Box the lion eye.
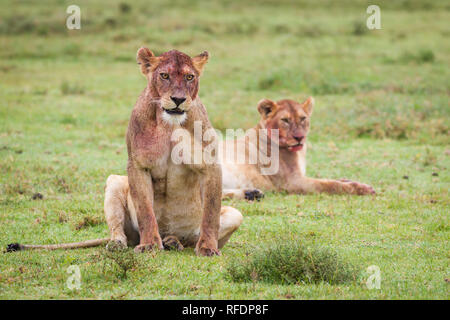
[300,117,306,122]
[281,118,290,124]
[160,73,169,80]
[185,74,194,81]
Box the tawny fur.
[121,48,242,256]
[104,175,242,250]
[221,97,376,199]
[7,48,242,254]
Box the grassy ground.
[0,0,449,299]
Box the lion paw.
[6,243,22,252]
[106,239,127,251]
[134,239,163,253]
[195,246,221,257]
[244,189,264,201]
[162,235,184,251]
[348,181,376,195]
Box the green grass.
[0,0,449,299]
[227,240,358,285]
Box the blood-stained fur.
[116,48,242,256]
[6,49,242,254]
[221,97,376,199]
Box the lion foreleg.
[127,162,163,252]
[195,165,222,256]
[288,176,375,195]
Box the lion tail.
[6,238,110,252]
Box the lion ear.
[136,47,161,75]
[192,51,209,76]
[301,97,314,115]
[257,99,278,119]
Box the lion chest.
[150,162,204,241]
[134,125,172,168]
[131,125,204,238]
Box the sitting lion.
[7,48,242,255]
[221,97,376,200]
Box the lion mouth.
[164,107,185,115]
[287,142,304,152]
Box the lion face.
[136,48,209,124]
[257,97,314,152]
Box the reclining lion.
[221,97,376,200]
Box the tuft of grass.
[0,16,36,35]
[74,216,102,230]
[393,50,436,64]
[100,247,138,279]
[352,21,368,36]
[417,49,435,63]
[118,2,132,14]
[422,148,437,167]
[60,81,85,95]
[226,240,358,285]
[258,74,283,90]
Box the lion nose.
[294,135,305,142]
[170,96,186,107]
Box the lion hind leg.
[104,175,131,248]
[218,206,243,249]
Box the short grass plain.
[0,0,449,299]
